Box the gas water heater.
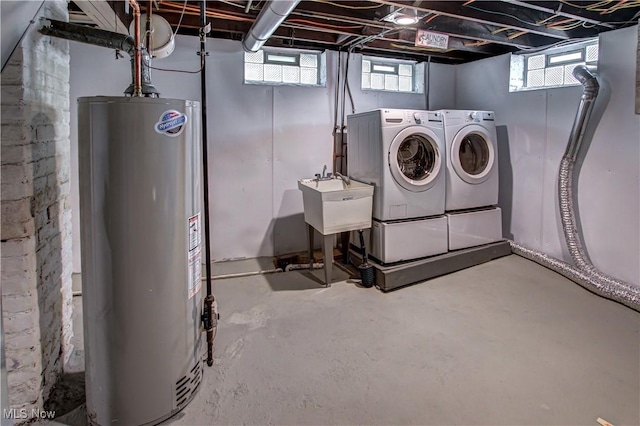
[78,97,204,425]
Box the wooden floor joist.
[72,0,128,34]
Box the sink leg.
[307,224,314,270]
[322,234,333,287]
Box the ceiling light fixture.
[393,9,418,25]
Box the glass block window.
[361,56,423,93]
[244,48,326,87]
[509,39,598,92]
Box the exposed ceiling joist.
[423,16,553,49]
[502,0,616,28]
[370,0,577,39]
[69,1,640,64]
[72,0,128,34]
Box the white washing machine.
[347,109,448,263]
[439,109,502,250]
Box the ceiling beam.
[369,0,576,39]
[503,0,615,28]
[159,5,510,56]
[423,16,554,49]
[72,0,128,34]
[289,2,554,49]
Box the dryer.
[439,109,502,250]
[347,109,448,263]
[441,110,499,210]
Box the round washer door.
[450,125,495,184]
[388,126,443,192]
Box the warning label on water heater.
[188,213,202,299]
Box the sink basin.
[298,177,374,235]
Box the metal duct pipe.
[39,19,158,96]
[511,64,640,312]
[40,19,134,51]
[510,241,640,312]
[564,65,600,161]
[242,0,300,52]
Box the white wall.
[1,0,73,411]
[69,36,455,271]
[455,25,640,287]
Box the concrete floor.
[51,255,639,425]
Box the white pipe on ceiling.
[242,0,301,52]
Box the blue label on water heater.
[155,110,187,137]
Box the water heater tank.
[78,97,204,425]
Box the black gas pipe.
[199,0,217,367]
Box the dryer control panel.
[465,111,495,123]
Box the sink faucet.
[335,172,350,185]
[315,165,332,181]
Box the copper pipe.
[129,0,142,96]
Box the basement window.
[244,48,326,87]
[361,56,424,93]
[509,39,599,92]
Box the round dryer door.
[450,125,495,184]
[388,126,442,192]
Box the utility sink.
[298,177,374,235]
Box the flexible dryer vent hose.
[511,65,640,312]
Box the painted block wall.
[69,36,455,270]
[455,25,640,287]
[0,0,73,414]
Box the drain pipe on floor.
[510,65,640,312]
[207,269,283,280]
[285,263,324,272]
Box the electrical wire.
[161,1,252,22]
[216,0,245,8]
[548,21,585,30]
[333,49,341,136]
[514,35,596,53]
[559,0,613,9]
[345,48,355,114]
[332,49,342,172]
[173,0,188,36]
[287,18,363,30]
[507,30,528,39]
[339,49,350,172]
[150,64,203,73]
[559,0,640,13]
[491,27,511,34]
[463,4,546,27]
[2,1,46,73]
[313,0,383,9]
[536,14,560,25]
[425,55,430,110]
[390,43,453,53]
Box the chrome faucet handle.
[326,173,332,178]
[314,173,321,180]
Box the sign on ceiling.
[415,30,449,50]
